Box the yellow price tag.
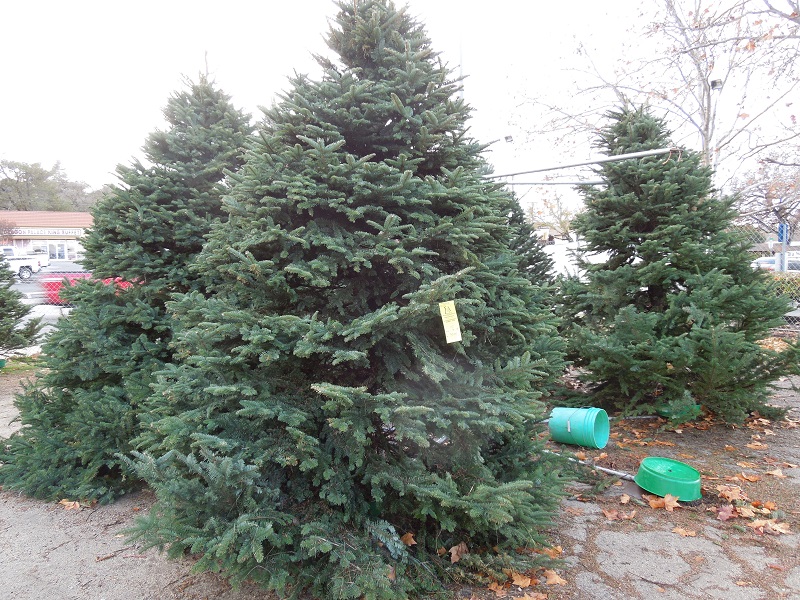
[438,300,462,344]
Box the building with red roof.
[0,211,93,261]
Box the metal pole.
[503,181,606,186]
[782,223,788,272]
[487,147,678,180]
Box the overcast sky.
[1,0,641,190]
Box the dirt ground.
[1,365,800,599]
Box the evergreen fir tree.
[129,2,566,597]
[506,193,555,287]
[0,77,253,502]
[562,106,799,423]
[0,260,41,357]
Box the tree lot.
[0,2,798,599]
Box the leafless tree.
[515,0,799,192]
[733,155,800,238]
[525,191,580,240]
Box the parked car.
[40,272,131,305]
[750,256,800,271]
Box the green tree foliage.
[0,159,99,211]
[0,260,41,356]
[0,77,253,502]
[561,106,799,423]
[129,3,566,597]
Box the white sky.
[1,0,641,190]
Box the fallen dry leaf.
[510,572,532,588]
[645,493,680,512]
[736,461,758,468]
[449,541,468,564]
[400,532,416,546]
[58,499,81,510]
[574,451,587,461]
[765,468,787,478]
[724,445,737,452]
[520,594,547,600]
[737,506,756,518]
[487,581,507,596]
[766,521,791,535]
[620,494,631,505]
[717,504,736,521]
[387,566,396,581]
[746,441,768,450]
[747,519,791,535]
[764,457,798,468]
[716,484,747,502]
[535,545,563,559]
[737,472,761,483]
[543,569,567,586]
[672,527,697,537]
[736,581,753,586]
[602,508,636,521]
[747,520,769,534]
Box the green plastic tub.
[634,457,701,501]
[548,407,610,449]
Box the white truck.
[27,247,50,268]
[1,246,43,280]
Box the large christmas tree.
[129,2,566,597]
[562,106,798,423]
[0,78,253,502]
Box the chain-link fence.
[731,222,800,334]
[14,267,91,340]
[17,269,89,305]
[17,225,800,337]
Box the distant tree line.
[0,159,107,212]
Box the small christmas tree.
[129,2,567,598]
[562,106,798,423]
[0,77,253,502]
[0,260,41,358]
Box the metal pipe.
[544,449,636,481]
[487,147,678,179]
[503,181,606,186]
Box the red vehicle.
[40,272,131,305]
